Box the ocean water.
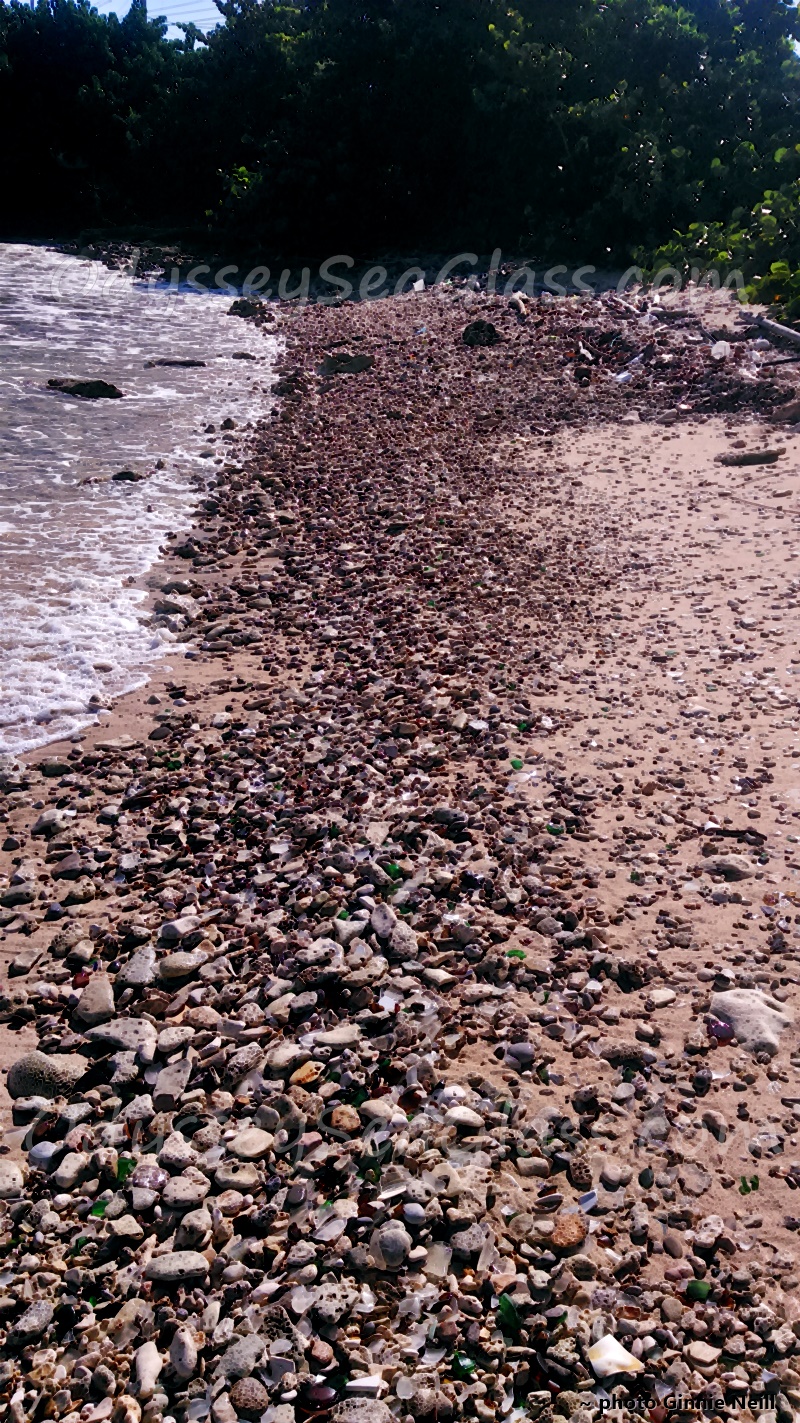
[0,243,277,755]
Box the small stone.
[685,1340,721,1369]
[153,1058,193,1110]
[215,1159,261,1191]
[376,1223,412,1269]
[169,1324,198,1381]
[51,1150,90,1190]
[443,1104,484,1131]
[117,947,157,989]
[663,1231,684,1259]
[134,1340,163,1400]
[85,1019,157,1061]
[229,1378,270,1419]
[74,971,115,1025]
[702,1109,727,1141]
[0,1161,26,1198]
[216,1334,266,1381]
[161,1176,211,1211]
[600,1161,632,1190]
[330,1104,361,1133]
[450,1223,490,1258]
[649,988,676,1009]
[110,1214,146,1242]
[551,1215,588,1250]
[158,949,208,979]
[229,1127,274,1160]
[703,854,753,881]
[9,1300,54,1345]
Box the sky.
[92,0,224,38]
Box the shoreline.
[3,284,800,1419]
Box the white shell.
[586,1334,645,1378]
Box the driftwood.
[716,447,785,466]
[753,312,800,346]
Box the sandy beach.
[3,283,800,1422]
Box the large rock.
[709,988,792,1056]
[48,378,124,399]
[74,971,115,1026]
[9,1300,54,1345]
[144,1251,210,1284]
[0,1161,25,1198]
[704,854,754,881]
[85,1018,157,1061]
[116,946,157,989]
[215,1334,266,1380]
[7,1050,86,1100]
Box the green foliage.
[2,0,800,260]
[647,179,800,319]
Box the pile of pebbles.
[1,284,800,1423]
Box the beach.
[3,280,800,1419]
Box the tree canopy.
[2,0,800,264]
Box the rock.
[333,1404,393,1423]
[116,947,157,989]
[85,1019,158,1060]
[7,1050,86,1100]
[110,1214,146,1243]
[443,1104,484,1131]
[158,948,208,978]
[134,1340,163,1399]
[709,988,792,1056]
[649,988,676,1008]
[153,1058,193,1110]
[31,807,72,837]
[375,1223,412,1269]
[9,1300,53,1345]
[144,1251,210,1284]
[450,1223,490,1258]
[229,1378,270,1419]
[169,1325,198,1381]
[229,1126,274,1160]
[74,971,115,1026]
[371,903,397,938]
[0,1162,24,1198]
[157,1025,195,1054]
[600,1161,632,1189]
[175,1205,212,1248]
[702,1108,727,1141]
[48,378,124,399]
[215,1158,260,1191]
[551,1215,588,1250]
[319,352,375,375]
[216,1334,266,1381]
[51,1150,90,1190]
[684,1341,721,1370]
[224,1042,267,1084]
[703,854,754,880]
[680,1161,713,1196]
[314,1023,362,1049]
[462,320,501,347]
[330,1104,361,1133]
[161,1175,210,1211]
